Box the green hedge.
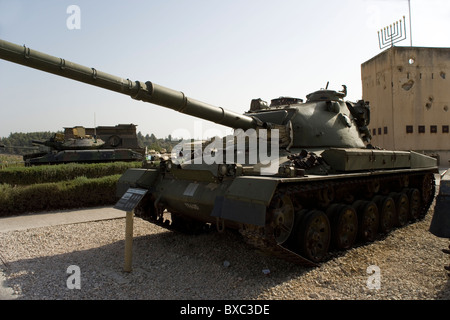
[0,162,141,185]
[0,175,121,217]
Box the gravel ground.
[0,194,449,302]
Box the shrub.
[0,162,141,185]
[0,174,121,217]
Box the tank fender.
[116,168,159,198]
[410,151,438,168]
[211,177,279,226]
[430,170,450,238]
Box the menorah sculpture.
[378,16,407,50]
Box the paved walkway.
[0,206,125,233]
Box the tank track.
[240,225,320,267]
[240,170,435,266]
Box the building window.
[430,125,437,133]
[373,128,376,136]
[443,125,449,133]
[378,128,382,135]
[418,125,425,133]
[384,127,388,134]
[406,125,413,133]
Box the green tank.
[0,39,438,266]
[23,126,144,166]
[23,148,144,167]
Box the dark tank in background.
[23,124,145,166]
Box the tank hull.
[24,149,144,166]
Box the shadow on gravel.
[437,279,450,299]
[436,244,450,299]
[2,225,313,300]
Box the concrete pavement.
[0,206,126,233]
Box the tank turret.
[32,131,106,151]
[0,38,438,266]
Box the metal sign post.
[123,210,134,272]
[114,188,148,272]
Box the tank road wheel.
[373,196,396,234]
[389,192,409,227]
[271,195,295,245]
[327,204,358,250]
[405,188,421,220]
[296,209,331,263]
[353,200,379,242]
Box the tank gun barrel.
[0,39,257,130]
[31,140,46,145]
[32,139,59,150]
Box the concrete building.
[361,46,450,166]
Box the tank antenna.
[94,112,97,143]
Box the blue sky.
[0,0,449,140]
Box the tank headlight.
[278,165,300,177]
[285,166,294,177]
[218,164,228,176]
